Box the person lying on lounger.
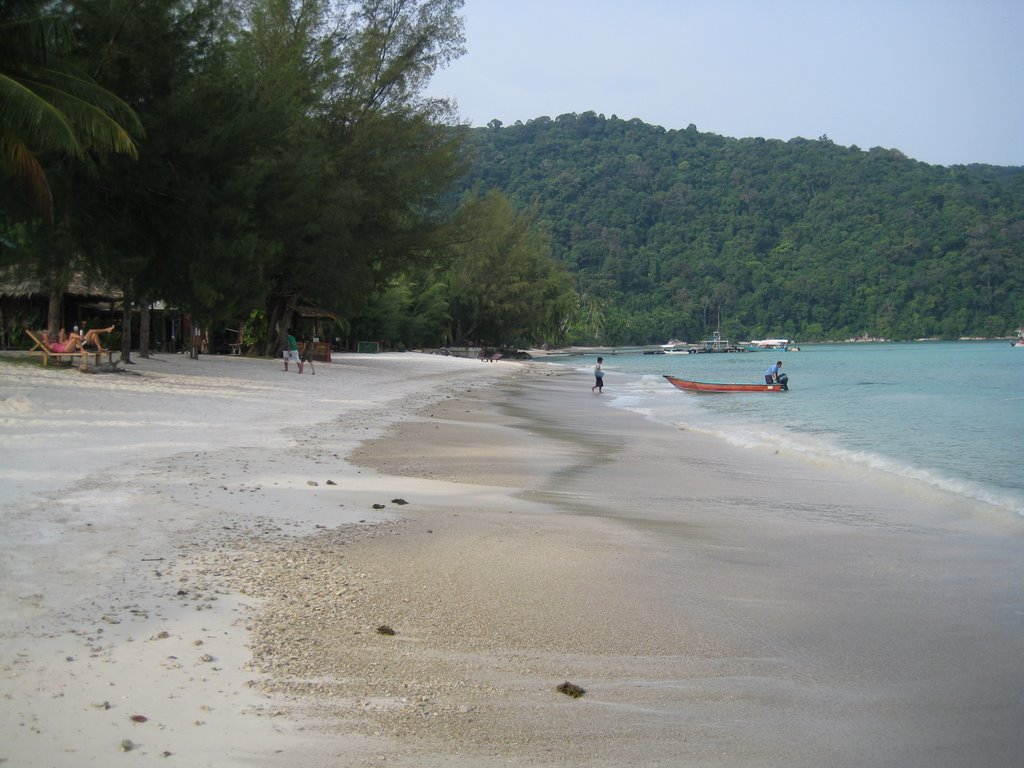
[41,329,85,353]
[78,324,116,351]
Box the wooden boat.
[663,374,786,393]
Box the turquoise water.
[545,342,1024,519]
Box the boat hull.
[663,374,785,393]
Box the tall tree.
[446,189,574,346]
[257,0,467,351]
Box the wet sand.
[2,353,1022,766]
[337,370,1024,766]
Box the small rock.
[307,480,318,486]
[556,681,585,698]
[376,625,396,636]
[120,739,135,752]
[372,504,385,510]
[391,498,408,505]
[130,714,148,723]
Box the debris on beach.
[130,714,148,723]
[376,624,396,636]
[556,681,585,698]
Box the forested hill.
[456,113,1024,343]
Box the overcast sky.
[425,0,1024,167]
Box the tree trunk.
[268,294,298,355]
[48,286,62,334]
[139,302,151,358]
[265,299,282,355]
[121,302,132,364]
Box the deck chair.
[24,329,115,368]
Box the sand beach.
[2,351,1022,767]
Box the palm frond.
[0,15,76,66]
[0,10,143,219]
[0,73,83,156]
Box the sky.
[425,0,1024,167]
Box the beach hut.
[0,269,122,349]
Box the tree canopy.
[2,0,481,351]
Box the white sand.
[2,351,1023,767]
[0,351,522,766]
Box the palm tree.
[0,9,142,220]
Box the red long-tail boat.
[663,374,788,394]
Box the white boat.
[749,338,790,349]
[659,339,693,354]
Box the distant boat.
[748,338,790,349]
[1012,338,1024,348]
[663,374,788,393]
[693,330,746,353]
[659,339,694,354]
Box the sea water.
[544,341,1024,519]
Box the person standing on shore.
[592,357,604,393]
[298,335,315,375]
[765,360,783,386]
[283,331,300,372]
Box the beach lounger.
[25,329,118,369]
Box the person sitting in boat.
[765,360,783,386]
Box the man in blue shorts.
[765,360,783,386]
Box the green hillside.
[457,113,1024,344]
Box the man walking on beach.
[592,357,604,393]
[283,331,300,372]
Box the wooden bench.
[25,329,118,369]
